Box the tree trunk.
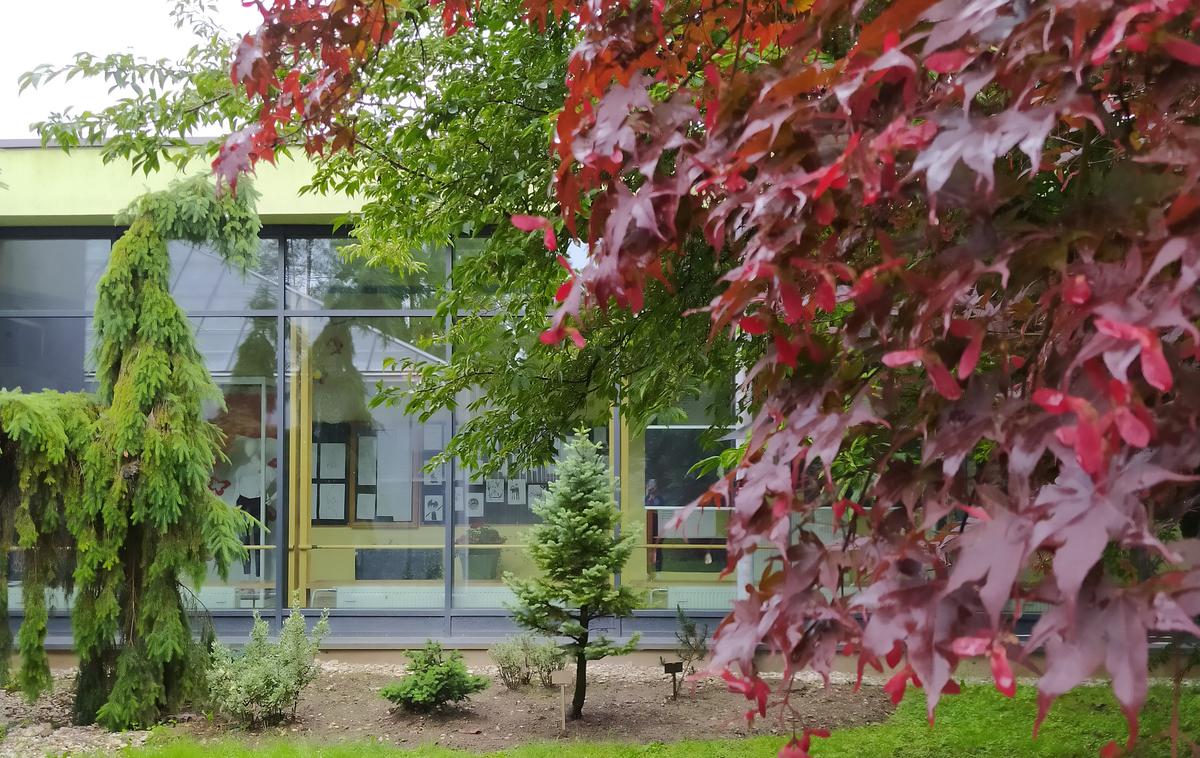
[571,630,589,719]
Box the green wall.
[0,145,360,226]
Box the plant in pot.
[463,526,506,580]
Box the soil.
[0,662,892,755]
[175,661,893,752]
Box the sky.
[0,0,259,139]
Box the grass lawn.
[123,683,1200,757]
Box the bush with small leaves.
[489,637,531,690]
[206,605,329,727]
[527,638,566,688]
[381,642,489,713]
[489,635,565,690]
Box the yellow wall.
[303,523,538,586]
[0,145,360,226]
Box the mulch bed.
[0,662,893,755]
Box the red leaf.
[990,645,1016,698]
[721,671,770,718]
[778,280,807,324]
[1113,407,1151,447]
[1090,3,1157,64]
[511,215,557,251]
[1094,317,1144,343]
[778,738,809,758]
[1032,388,1071,414]
[1099,740,1122,758]
[925,355,963,400]
[1139,336,1173,392]
[1163,37,1200,65]
[951,635,992,657]
[954,503,991,521]
[775,333,800,368]
[555,278,574,303]
[740,316,769,335]
[883,668,909,705]
[882,349,922,367]
[564,326,586,349]
[925,49,971,73]
[832,499,864,520]
[957,326,983,380]
[1063,274,1092,305]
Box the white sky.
[0,0,260,139]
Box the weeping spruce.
[505,431,640,719]
[0,176,258,729]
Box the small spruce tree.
[505,430,639,719]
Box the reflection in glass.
[0,317,88,392]
[0,239,109,311]
[623,423,734,610]
[288,316,448,608]
[168,239,281,311]
[197,317,279,608]
[286,238,447,310]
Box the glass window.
[451,422,612,609]
[288,316,447,609]
[286,238,447,310]
[0,317,89,392]
[169,239,281,312]
[622,401,736,609]
[0,239,109,311]
[195,317,280,609]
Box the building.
[0,142,789,649]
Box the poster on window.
[422,494,445,523]
[454,484,465,512]
[466,491,485,517]
[485,478,505,503]
[528,484,546,506]
[507,478,527,505]
[422,463,445,486]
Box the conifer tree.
[505,431,639,719]
[0,176,257,728]
[71,176,257,728]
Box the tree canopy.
[216,1,1200,756]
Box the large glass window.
[0,317,89,392]
[288,316,449,609]
[286,238,446,310]
[189,317,281,609]
[0,239,110,311]
[169,239,281,312]
[622,403,736,610]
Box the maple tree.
[216,1,1200,756]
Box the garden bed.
[0,662,892,755]
[177,660,892,751]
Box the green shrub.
[206,606,330,727]
[527,638,567,687]
[489,638,531,690]
[380,642,489,712]
[489,635,565,690]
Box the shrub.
[526,638,566,688]
[489,635,565,690]
[380,642,489,712]
[206,605,330,727]
[489,637,531,690]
